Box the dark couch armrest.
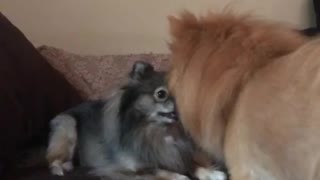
[0,12,83,176]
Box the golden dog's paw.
[195,167,227,180]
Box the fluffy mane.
[167,10,307,161]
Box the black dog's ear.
[129,61,155,82]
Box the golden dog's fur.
[167,11,320,180]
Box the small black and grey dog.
[46,61,226,180]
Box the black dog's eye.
[154,87,168,101]
[157,90,167,99]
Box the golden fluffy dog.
[167,11,320,180]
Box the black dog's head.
[120,61,177,124]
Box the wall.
[1,0,315,55]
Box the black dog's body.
[46,62,226,180]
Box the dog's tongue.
[159,111,178,121]
[168,112,177,120]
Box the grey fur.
[46,61,196,179]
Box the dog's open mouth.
[158,111,178,121]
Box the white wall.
[1,0,315,55]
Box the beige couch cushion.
[38,45,170,100]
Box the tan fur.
[46,139,71,164]
[167,10,320,180]
[46,114,77,175]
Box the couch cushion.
[38,46,170,100]
[0,13,83,176]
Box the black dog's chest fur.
[69,98,195,175]
[119,115,195,174]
